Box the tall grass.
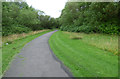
[2,30,48,44]
[65,32,118,55]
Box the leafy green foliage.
[59,2,120,35]
[2,24,31,36]
[2,2,59,36]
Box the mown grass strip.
[2,30,52,76]
[49,31,118,77]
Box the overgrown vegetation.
[65,31,118,55]
[59,2,120,35]
[49,31,118,77]
[2,30,48,44]
[2,2,59,36]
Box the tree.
[59,2,119,34]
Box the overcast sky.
[25,0,68,18]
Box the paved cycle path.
[4,31,71,77]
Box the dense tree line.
[59,2,120,35]
[2,2,59,36]
[3,2,120,36]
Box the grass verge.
[2,30,52,76]
[49,31,118,77]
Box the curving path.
[4,30,72,77]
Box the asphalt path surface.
[4,31,72,77]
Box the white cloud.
[25,0,67,18]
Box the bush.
[2,24,31,36]
[99,23,119,35]
[60,22,119,35]
[60,25,95,34]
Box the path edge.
[47,30,74,78]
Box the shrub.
[60,23,119,35]
[2,24,31,36]
[99,23,119,35]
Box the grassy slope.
[49,31,118,77]
[2,30,52,75]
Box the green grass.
[49,31,118,77]
[67,32,118,55]
[2,30,52,76]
